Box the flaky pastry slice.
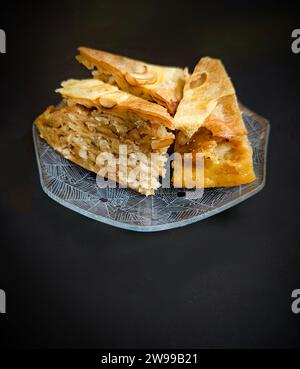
[35,79,175,196]
[174,57,238,139]
[174,58,256,188]
[76,47,187,115]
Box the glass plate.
[33,105,270,232]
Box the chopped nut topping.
[98,91,127,108]
[125,68,157,86]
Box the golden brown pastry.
[76,47,187,115]
[174,57,256,188]
[35,79,175,196]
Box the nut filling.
[35,102,174,195]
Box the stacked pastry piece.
[35,47,255,196]
[35,49,186,195]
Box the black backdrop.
[0,0,300,349]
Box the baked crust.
[174,57,247,139]
[174,127,256,188]
[174,57,256,187]
[76,47,187,115]
[56,79,174,130]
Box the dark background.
[0,0,299,349]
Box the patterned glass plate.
[33,105,270,232]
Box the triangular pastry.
[174,57,238,139]
[76,47,187,115]
[35,79,175,196]
[174,57,256,188]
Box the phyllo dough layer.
[35,79,175,196]
[76,47,187,115]
[174,57,256,188]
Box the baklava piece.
[174,57,256,188]
[35,79,175,195]
[76,47,187,115]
